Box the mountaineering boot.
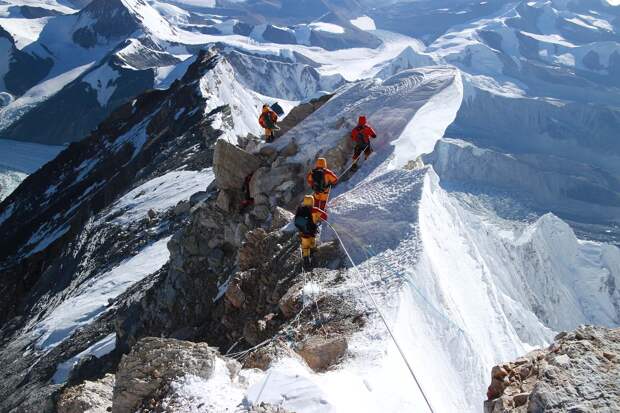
[350,162,359,173]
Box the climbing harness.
[324,220,437,413]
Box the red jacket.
[351,117,377,144]
[259,110,278,129]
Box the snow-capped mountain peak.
[72,0,176,47]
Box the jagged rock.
[112,337,218,413]
[270,207,294,231]
[279,283,303,319]
[297,335,348,372]
[225,277,246,309]
[173,200,191,216]
[484,325,620,413]
[238,228,270,271]
[249,164,300,202]
[57,374,114,413]
[216,189,234,212]
[279,140,298,157]
[243,341,297,371]
[213,140,262,190]
[252,204,271,221]
[247,402,294,413]
[276,94,333,137]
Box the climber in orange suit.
[258,104,278,142]
[306,158,338,210]
[294,195,328,266]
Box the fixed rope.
[338,144,369,179]
[327,223,465,336]
[323,220,436,413]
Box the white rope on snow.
[323,219,436,413]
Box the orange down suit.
[299,206,328,257]
[306,168,338,210]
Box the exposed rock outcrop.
[275,94,333,137]
[57,374,114,413]
[485,325,620,413]
[213,139,262,191]
[112,338,220,412]
[297,335,348,372]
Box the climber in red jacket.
[350,115,377,171]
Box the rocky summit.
[485,326,620,413]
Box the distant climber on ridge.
[258,104,279,142]
[350,115,377,171]
[306,158,338,210]
[294,195,328,267]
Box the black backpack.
[311,168,326,192]
[294,206,317,234]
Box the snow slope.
[167,54,619,412]
[0,138,63,200]
[105,169,214,225]
[29,236,172,350]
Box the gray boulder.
[112,337,219,413]
[213,140,262,190]
[57,374,114,413]
[485,325,620,413]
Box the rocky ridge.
[49,64,365,411]
[485,325,620,413]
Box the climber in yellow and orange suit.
[294,195,328,267]
[306,158,338,210]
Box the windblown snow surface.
[163,65,620,412]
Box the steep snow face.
[28,236,172,350]
[316,167,619,413]
[224,49,345,101]
[105,169,214,225]
[83,62,122,107]
[197,57,278,142]
[270,66,460,173]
